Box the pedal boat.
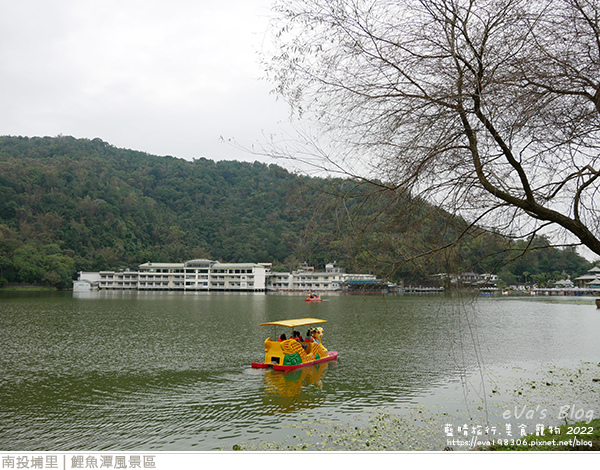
[304,295,322,302]
[251,318,338,371]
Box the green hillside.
[0,135,592,288]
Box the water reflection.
[261,364,332,412]
[264,364,330,397]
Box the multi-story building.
[183,259,215,290]
[86,259,268,292]
[137,262,185,290]
[200,262,267,291]
[267,262,378,291]
[77,260,380,293]
[98,269,139,290]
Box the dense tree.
[265,0,600,256]
[0,135,592,288]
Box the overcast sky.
[0,0,293,163]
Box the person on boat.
[311,328,321,344]
[305,329,313,343]
[278,333,287,342]
[292,331,304,342]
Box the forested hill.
[0,135,327,286]
[0,135,592,288]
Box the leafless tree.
[264,0,600,257]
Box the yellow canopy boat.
[251,318,338,371]
[259,318,327,328]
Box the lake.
[1,290,599,451]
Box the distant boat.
[304,291,322,301]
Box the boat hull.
[252,351,338,371]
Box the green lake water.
[1,290,599,451]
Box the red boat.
[251,318,338,371]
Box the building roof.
[213,262,262,269]
[574,274,600,281]
[138,262,185,268]
[185,259,216,268]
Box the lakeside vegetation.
[0,135,594,289]
[229,361,600,452]
[231,415,600,452]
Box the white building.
[430,272,500,288]
[183,259,215,290]
[207,262,266,291]
[267,262,377,292]
[76,260,378,293]
[73,271,100,290]
[102,269,139,290]
[82,259,267,292]
[137,263,184,290]
[73,271,100,291]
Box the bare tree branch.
[263,0,600,258]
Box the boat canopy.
[259,318,327,328]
